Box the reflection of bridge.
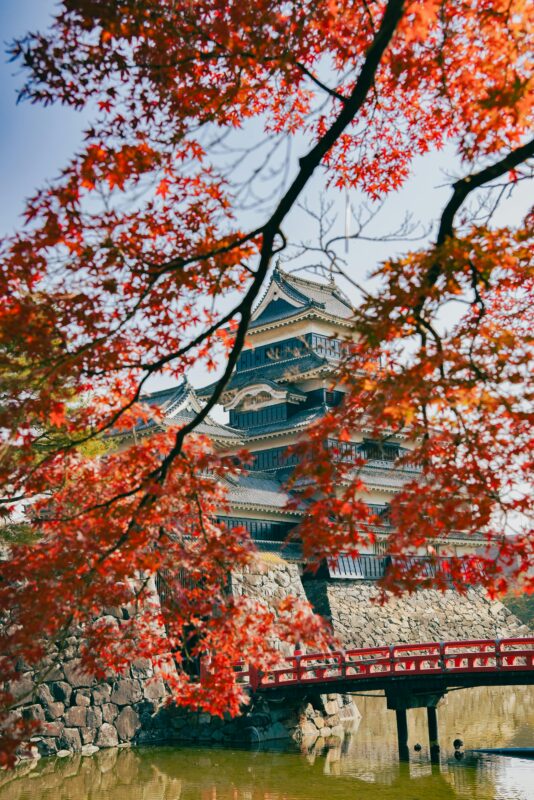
[231,638,534,761]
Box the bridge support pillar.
[395,708,409,761]
[427,706,440,763]
[387,688,445,763]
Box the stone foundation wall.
[229,556,311,656]
[6,574,181,760]
[230,558,306,604]
[302,580,531,648]
[9,621,174,760]
[10,559,357,760]
[162,690,360,749]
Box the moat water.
[1,685,533,800]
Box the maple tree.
[0,0,533,764]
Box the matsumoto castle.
[141,266,479,576]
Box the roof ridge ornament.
[273,258,290,283]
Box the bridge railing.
[226,637,534,691]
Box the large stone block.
[92,684,112,705]
[130,657,153,679]
[64,706,87,727]
[45,701,65,720]
[74,690,91,707]
[51,680,72,704]
[102,702,119,724]
[6,675,34,707]
[22,704,46,723]
[59,727,82,751]
[143,677,166,701]
[36,684,55,707]
[81,727,95,745]
[86,707,103,729]
[110,678,142,706]
[42,721,64,738]
[63,659,95,688]
[96,723,119,748]
[115,707,141,741]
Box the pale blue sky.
[0,2,90,234]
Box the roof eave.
[227,501,303,516]
[248,308,355,335]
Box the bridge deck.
[225,638,534,698]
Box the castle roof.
[136,381,242,443]
[250,266,355,328]
[221,472,300,513]
[197,352,329,400]
[142,380,201,415]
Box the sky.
[1,0,532,400]
[0,2,90,234]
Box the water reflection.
[1,685,532,800]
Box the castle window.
[327,439,359,462]
[359,440,401,462]
[325,390,343,407]
[230,403,288,429]
[310,334,347,360]
[251,446,299,471]
[326,439,403,463]
[218,517,295,542]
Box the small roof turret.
[121,381,243,445]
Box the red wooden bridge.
[238,637,534,695]
[219,637,534,761]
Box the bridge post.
[427,705,440,763]
[395,708,409,761]
[249,664,261,692]
[199,656,209,686]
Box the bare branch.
[437,137,534,246]
[295,61,348,103]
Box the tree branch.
[410,137,534,310]
[58,0,405,528]
[21,0,406,547]
[156,0,406,474]
[295,61,348,103]
[437,137,534,246]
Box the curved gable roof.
[138,381,242,442]
[251,266,355,327]
[198,352,329,399]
